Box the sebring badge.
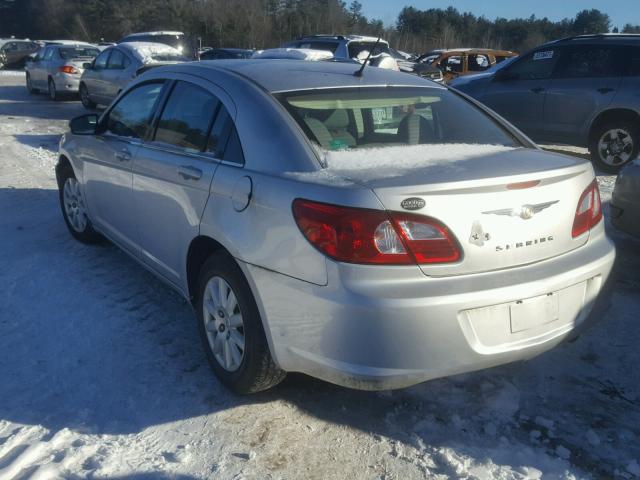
[401,197,426,211]
[482,200,559,220]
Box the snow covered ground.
[0,73,639,479]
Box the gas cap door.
[231,175,253,212]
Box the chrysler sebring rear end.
[58,61,615,392]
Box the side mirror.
[83,62,93,69]
[70,114,98,135]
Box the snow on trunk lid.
[323,145,595,277]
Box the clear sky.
[359,0,639,30]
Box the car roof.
[163,59,443,93]
[543,33,640,47]
[121,31,184,38]
[297,35,389,44]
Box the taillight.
[292,199,461,265]
[59,66,79,74]
[572,180,602,238]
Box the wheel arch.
[186,235,230,302]
[589,108,640,142]
[55,155,74,188]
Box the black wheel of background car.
[589,121,640,174]
[58,165,102,244]
[196,252,286,394]
[48,78,58,101]
[79,83,96,109]
[26,73,38,94]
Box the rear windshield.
[149,52,188,62]
[59,47,100,59]
[347,42,390,59]
[278,87,520,153]
[135,34,182,48]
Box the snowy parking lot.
[0,71,639,479]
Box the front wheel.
[196,252,285,394]
[589,122,639,173]
[58,166,101,243]
[26,73,38,94]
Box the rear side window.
[94,49,110,69]
[43,48,54,61]
[106,82,164,139]
[623,46,640,76]
[555,46,617,78]
[107,49,129,69]
[154,81,220,152]
[440,55,463,73]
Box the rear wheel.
[79,83,96,109]
[58,165,101,243]
[196,252,285,394]
[589,121,639,173]
[48,78,58,101]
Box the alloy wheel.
[598,128,634,167]
[63,178,88,233]
[202,276,245,372]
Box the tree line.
[1,0,639,54]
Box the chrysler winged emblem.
[482,200,559,220]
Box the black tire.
[48,78,58,101]
[589,121,640,174]
[79,83,96,109]
[58,164,102,243]
[26,73,38,94]
[196,252,285,394]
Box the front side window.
[42,48,54,61]
[507,49,560,80]
[154,81,219,152]
[555,46,617,78]
[106,82,164,139]
[278,87,520,154]
[94,49,110,69]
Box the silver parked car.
[57,60,615,393]
[79,42,187,108]
[25,42,100,100]
[451,34,640,173]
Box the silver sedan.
[57,60,615,393]
[79,41,187,108]
[25,42,100,100]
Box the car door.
[103,48,130,102]
[85,48,111,103]
[131,77,226,286]
[543,44,623,144]
[477,47,562,139]
[81,81,166,254]
[27,48,46,86]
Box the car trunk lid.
[325,146,595,277]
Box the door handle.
[177,165,203,180]
[115,148,131,162]
[597,87,614,94]
[530,87,545,93]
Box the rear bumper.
[243,233,615,390]
[52,72,81,92]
